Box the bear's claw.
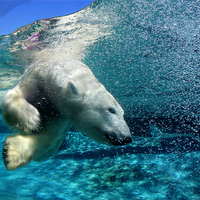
[2,143,8,157]
[2,153,7,159]
[2,144,9,164]
[2,142,9,167]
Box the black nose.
[106,133,132,146]
[120,136,132,145]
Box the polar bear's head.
[66,81,132,146]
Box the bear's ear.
[66,81,79,96]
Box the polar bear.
[2,57,132,171]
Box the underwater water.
[0,0,200,199]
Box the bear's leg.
[2,134,37,170]
[2,119,71,171]
[3,87,40,134]
[2,133,64,171]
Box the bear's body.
[2,57,131,170]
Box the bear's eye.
[108,108,116,114]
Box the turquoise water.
[0,0,200,199]
[0,129,200,199]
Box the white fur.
[2,57,131,170]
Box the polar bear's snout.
[105,116,132,146]
[106,132,132,146]
[105,120,132,146]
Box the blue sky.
[0,0,94,36]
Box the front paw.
[3,98,41,134]
[17,102,41,133]
[2,135,33,171]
